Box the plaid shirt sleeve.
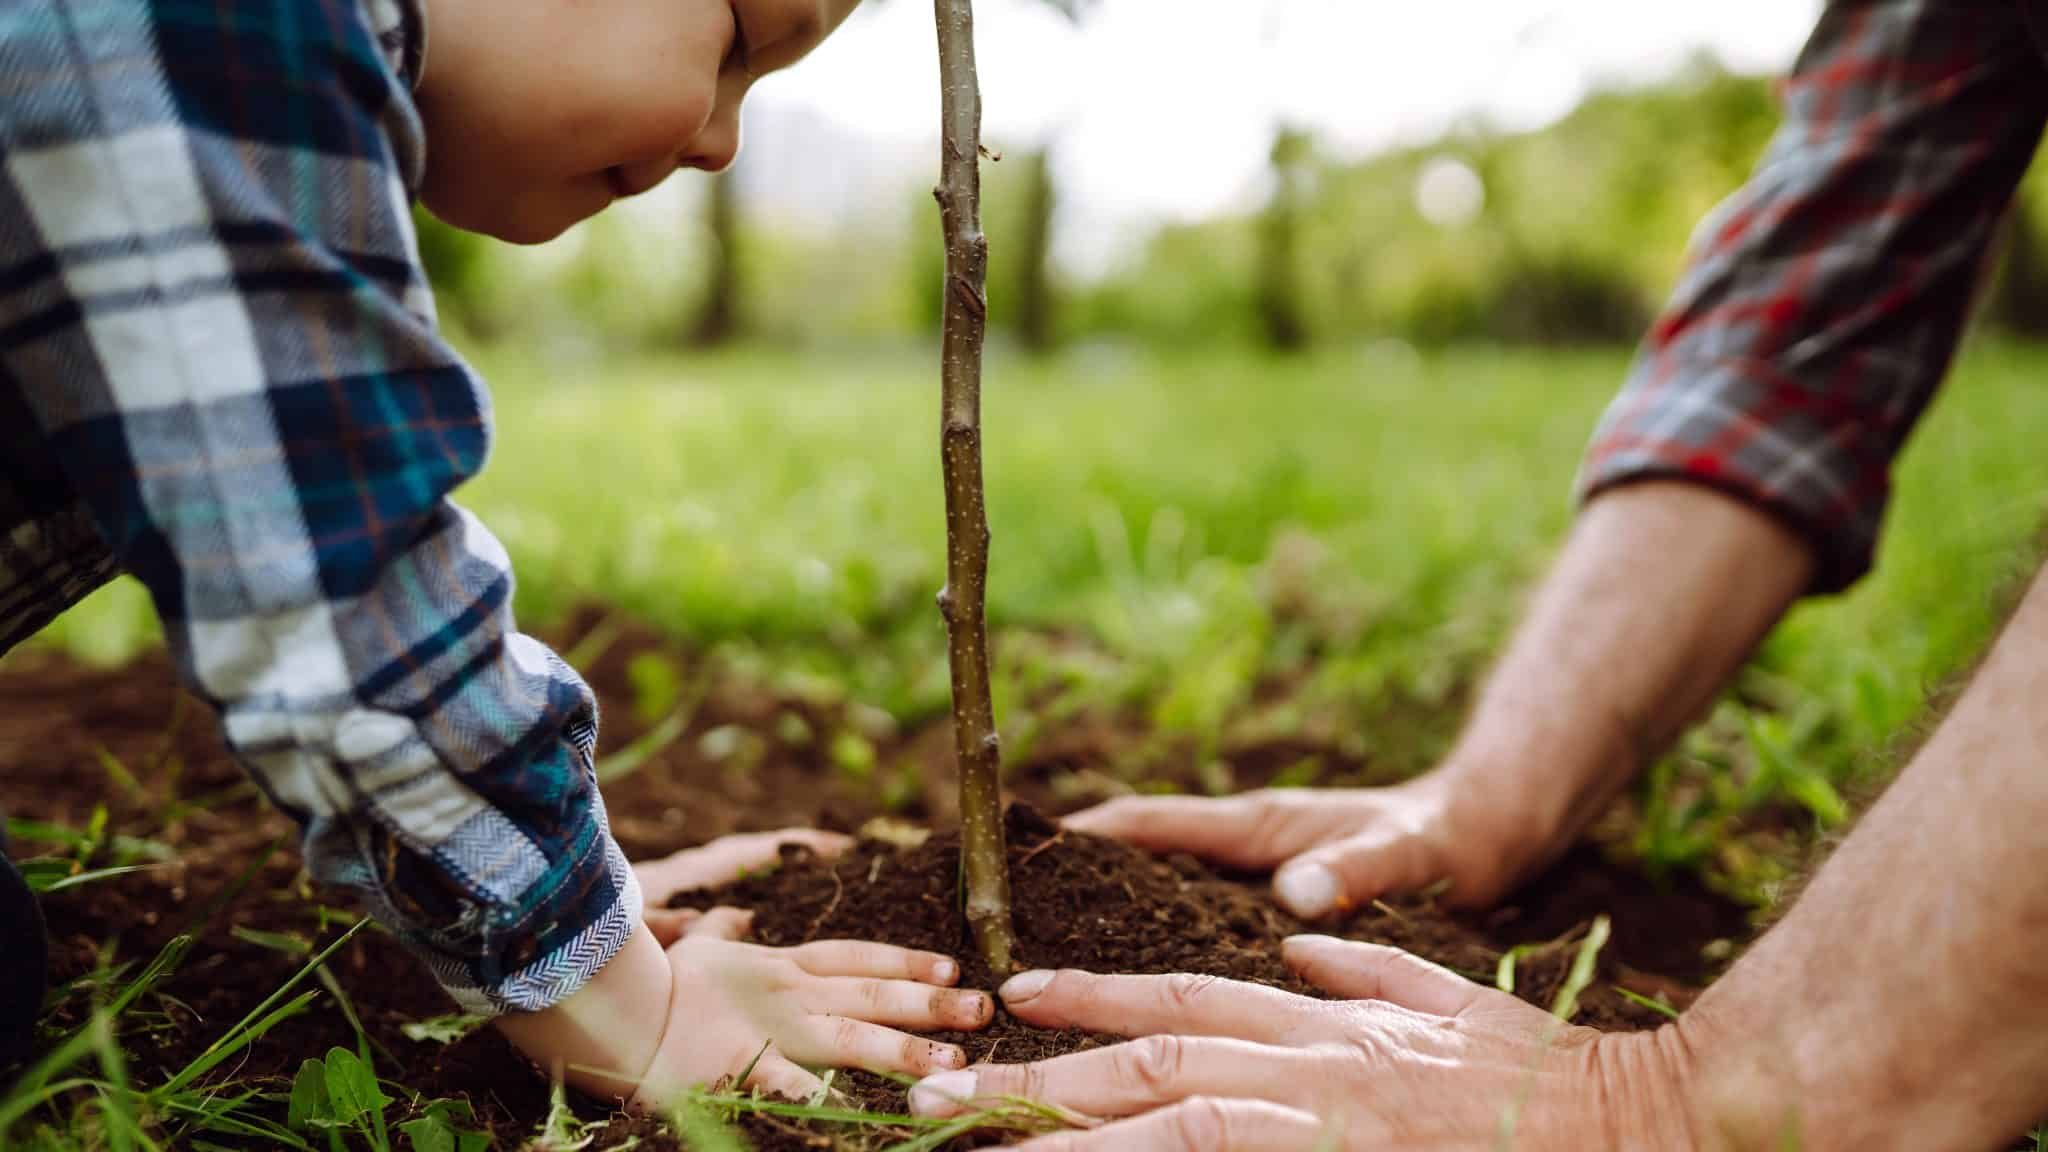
[1578,0,2048,593]
[0,0,639,1015]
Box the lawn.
[37,338,2048,874]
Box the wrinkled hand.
[909,937,1691,1151]
[634,829,853,946]
[634,908,996,1108]
[1068,777,1516,919]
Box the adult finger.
[1065,794,1330,870]
[1283,936,1488,1018]
[742,1050,833,1101]
[633,830,853,900]
[791,1015,968,1077]
[1033,1098,1329,1152]
[996,969,1321,1043]
[909,1037,1333,1120]
[681,907,754,942]
[788,940,961,986]
[799,977,995,1031]
[1272,824,1440,920]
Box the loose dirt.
[0,617,1753,1149]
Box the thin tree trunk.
[689,170,742,348]
[1016,147,1059,356]
[1258,124,1311,353]
[933,0,1015,977]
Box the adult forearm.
[1674,562,2048,1150]
[1436,481,1815,887]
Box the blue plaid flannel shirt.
[0,0,641,1015]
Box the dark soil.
[0,616,1753,1150]
[670,807,1736,1150]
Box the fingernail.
[1283,933,1343,949]
[954,991,995,1024]
[934,958,959,985]
[999,970,1054,1005]
[1276,864,1341,919]
[932,1043,967,1069]
[910,1069,977,1117]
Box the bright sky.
[750,0,1822,251]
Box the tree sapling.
[931,0,1016,977]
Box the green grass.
[33,341,2048,892]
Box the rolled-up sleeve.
[0,0,635,1014]
[1578,0,2048,592]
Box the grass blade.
[1549,915,1611,1023]
[160,919,367,1094]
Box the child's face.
[417,0,859,243]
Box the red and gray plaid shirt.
[1580,0,2048,592]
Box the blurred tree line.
[416,53,2048,355]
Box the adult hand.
[1067,776,1521,919]
[634,829,852,945]
[909,936,1693,1150]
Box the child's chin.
[427,194,588,246]
[484,211,584,247]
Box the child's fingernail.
[910,1069,977,1117]
[998,970,1054,1005]
[932,1043,967,1069]
[934,958,958,984]
[1276,863,1340,919]
[943,991,993,1026]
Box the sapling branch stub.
[932,0,1016,978]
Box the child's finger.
[792,1016,968,1077]
[799,977,995,1031]
[788,940,960,985]
[681,907,754,942]
[744,1050,833,1101]
[645,908,701,947]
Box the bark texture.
[932,0,1015,977]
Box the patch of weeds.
[287,1047,395,1150]
[526,1081,600,1152]
[398,1015,489,1047]
[7,811,175,883]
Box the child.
[0,0,994,1107]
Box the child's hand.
[500,825,995,1113]
[632,908,995,1109]
[633,829,853,946]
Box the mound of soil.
[671,804,1734,1149]
[0,624,1750,1150]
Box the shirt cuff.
[433,834,646,1017]
[1575,359,1889,595]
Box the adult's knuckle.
[1162,972,1224,1014]
[1167,1097,1234,1148]
[1120,1035,1189,1096]
[1013,1059,1050,1105]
